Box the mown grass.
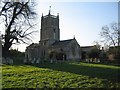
[2,62,120,89]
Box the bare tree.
[100,22,120,60]
[100,22,120,47]
[0,0,37,58]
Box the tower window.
[53,29,56,39]
[53,29,56,33]
[55,20,57,25]
[43,42,46,46]
[45,20,47,25]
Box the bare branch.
[100,22,119,47]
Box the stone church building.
[25,11,81,63]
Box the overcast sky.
[0,0,119,52]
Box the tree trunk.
[3,35,13,58]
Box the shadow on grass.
[30,62,120,83]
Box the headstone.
[29,58,32,63]
[31,58,35,64]
[9,58,13,64]
[34,58,36,62]
[36,59,39,64]
[50,59,53,63]
[31,60,34,64]
[2,57,6,64]
[24,59,27,63]
[6,58,9,64]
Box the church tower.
[40,8,60,41]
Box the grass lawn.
[1,62,120,88]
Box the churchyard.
[2,61,120,88]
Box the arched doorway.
[56,52,66,61]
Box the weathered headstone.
[36,59,39,64]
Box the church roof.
[52,39,74,48]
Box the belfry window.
[53,29,56,39]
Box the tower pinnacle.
[49,6,51,15]
[73,35,75,39]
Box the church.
[25,10,81,63]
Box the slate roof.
[80,46,96,52]
[52,39,74,48]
